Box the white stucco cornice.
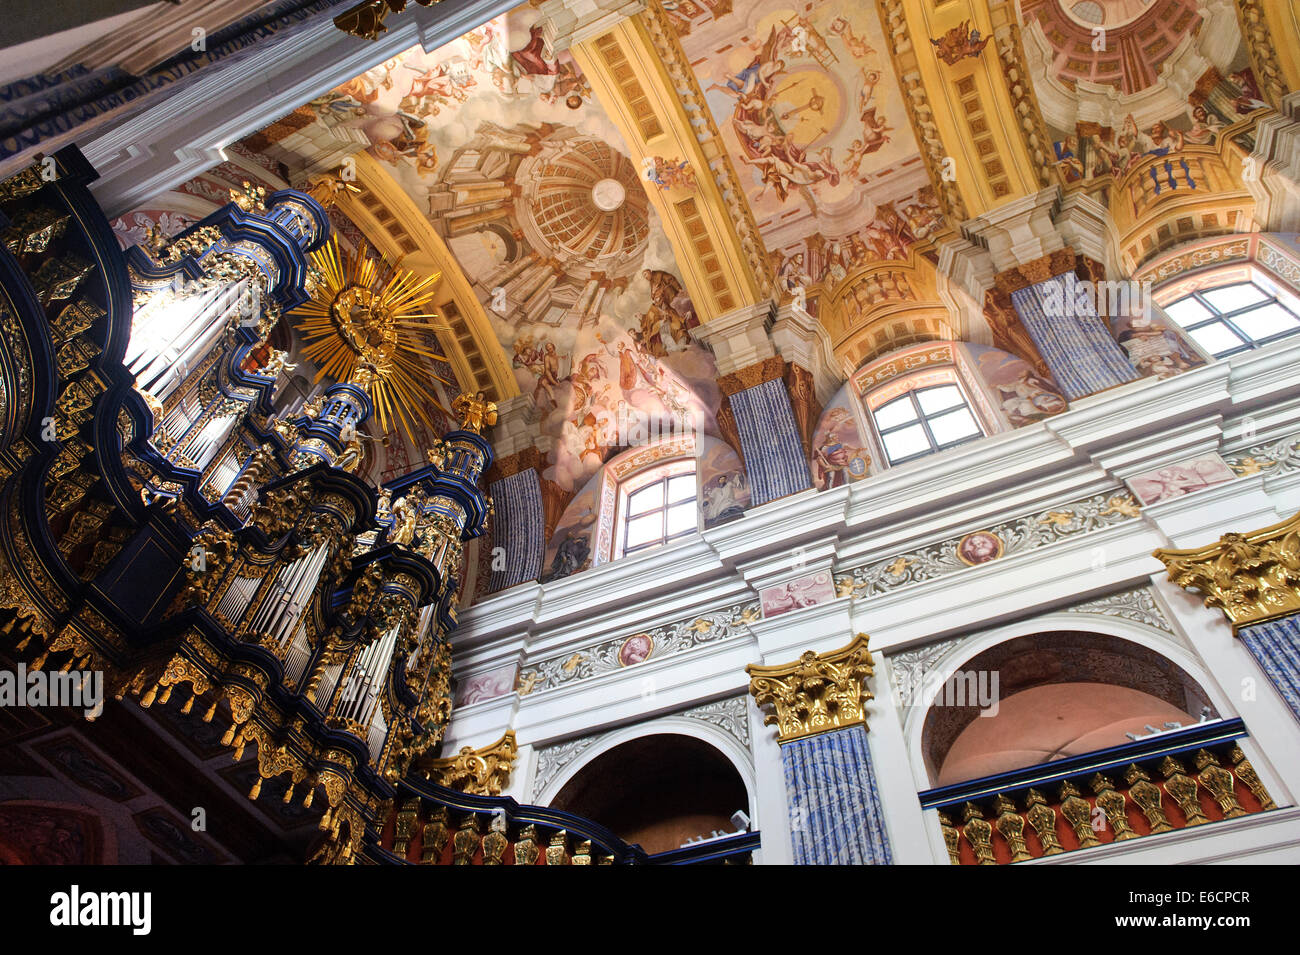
[83,0,521,216]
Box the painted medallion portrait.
[956,531,1004,566]
[618,633,654,667]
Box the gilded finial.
[230,180,268,214]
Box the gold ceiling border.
[1154,511,1300,631]
[572,6,770,321]
[876,0,969,222]
[747,633,876,743]
[881,0,1057,218]
[989,17,1060,193]
[638,0,773,301]
[1233,0,1293,110]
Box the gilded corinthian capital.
[746,634,875,743]
[1153,511,1300,630]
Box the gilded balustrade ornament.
[746,633,875,743]
[1153,511,1300,630]
[961,802,996,865]
[1023,789,1064,855]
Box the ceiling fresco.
[670,1,948,314]
[1020,0,1203,96]
[286,7,725,494]
[1019,0,1272,193]
[111,0,1287,521]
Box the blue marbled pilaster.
[488,468,544,590]
[728,378,811,505]
[1239,615,1300,725]
[782,725,893,865]
[1010,273,1139,399]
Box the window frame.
[1164,281,1300,358]
[616,462,700,558]
[870,381,983,467]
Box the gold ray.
[288,236,455,445]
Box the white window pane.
[1188,322,1247,357]
[666,501,696,536]
[873,396,918,430]
[667,474,696,503]
[1201,282,1269,314]
[628,482,663,516]
[1165,297,1213,327]
[1232,303,1300,342]
[626,513,661,548]
[883,423,930,462]
[928,407,981,445]
[917,385,964,415]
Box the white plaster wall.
[440,334,1300,864]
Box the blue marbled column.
[728,377,811,505]
[1239,615,1300,724]
[782,725,893,865]
[1010,273,1139,399]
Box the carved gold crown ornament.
[290,237,453,443]
[1153,511,1300,631]
[746,633,876,743]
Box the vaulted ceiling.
[121,0,1282,489]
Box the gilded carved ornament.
[746,633,876,743]
[452,391,498,434]
[414,730,518,796]
[289,236,454,444]
[1153,511,1300,631]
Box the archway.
[919,629,1219,787]
[548,733,749,854]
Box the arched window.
[617,460,698,557]
[1163,277,1300,358]
[867,373,983,466]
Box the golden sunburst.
[290,236,452,443]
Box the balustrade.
[921,720,1277,865]
[374,781,759,866]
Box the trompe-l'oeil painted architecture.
[1,0,1299,867]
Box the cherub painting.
[930,21,989,65]
[643,156,696,191]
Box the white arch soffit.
[892,611,1236,793]
[533,714,759,828]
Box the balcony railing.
[370,777,759,865]
[918,718,1278,864]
